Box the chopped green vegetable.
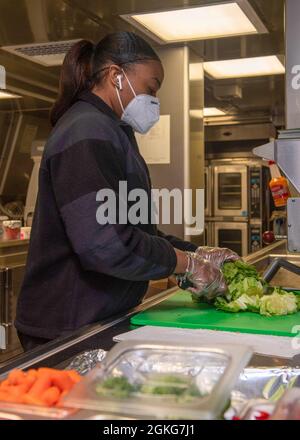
[260,291,298,317]
[227,277,264,301]
[297,295,300,311]
[204,260,300,317]
[139,374,201,400]
[140,375,187,396]
[222,261,258,284]
[215,294,261,313]
[95,374,201,402]
[96,376,137,398]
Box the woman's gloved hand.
[180,252,227,302]
[195,246,240,269]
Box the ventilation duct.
[1,40,81,67]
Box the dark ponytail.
[50,32,161,126]
[50,40,94,126]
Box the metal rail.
[0,286,178,377]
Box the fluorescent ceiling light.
[190,108,226,118]
[121,1,267,44]
[204,55,285,79]
[0,90,22,99]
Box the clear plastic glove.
[195,246,240,269]
[183,252,227,302]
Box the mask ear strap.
[122,69,136,97]
[115,86,125,113]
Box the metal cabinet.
[0,240,28,363]
[0,265,25,362]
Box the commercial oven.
[204,166,213,218]
[213,221,248,257]
[212,162,271,221]
[206,161,271,257]
[213,164,248,218]
[212,220,264,257]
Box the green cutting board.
[131,290,300,337]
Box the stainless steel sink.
[245,241,300,289]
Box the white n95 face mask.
[115,69,160,134]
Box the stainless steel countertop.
[0,240,294,376]
[0,239,29,249]
[0,239,298,419]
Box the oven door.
[214,222,248,257]
[214,165,248,218]
[204,167,212,217]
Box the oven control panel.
[249,223,262,254]
[249,167,262,219]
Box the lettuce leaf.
[260,291,298,316]
[215,294,261,313]
[212,261,299,317]
[227,277,264,301]
[222,261,258,284]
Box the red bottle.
[269,161,290,208]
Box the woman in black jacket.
[16,32,237,351]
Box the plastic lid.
[268,161,276,165]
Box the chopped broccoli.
[96,374,201,402]
[140,374,201,400]
[95,376,137,398]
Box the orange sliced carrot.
[0,390,20,403]
[7,369,26,386]
[27,374,51,398]
[23,374,37,389]
[66,370,82,384]
[56,389,69,407]
[7,384,30,398]
[0,379,10,389]
[27,369,38,380]
[51,372,74,392]
[0,368,80,407]
[41,386,61,407]
[22,394,45,406]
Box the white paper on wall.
[136,114,170,164]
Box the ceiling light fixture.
[0,90,22,99]
[121,1,267,44]
[204,55,285,79]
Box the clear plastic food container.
[270,388,300,420]
[2,220,21,240]
[0,402,76,419]
[63,340,252,420]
